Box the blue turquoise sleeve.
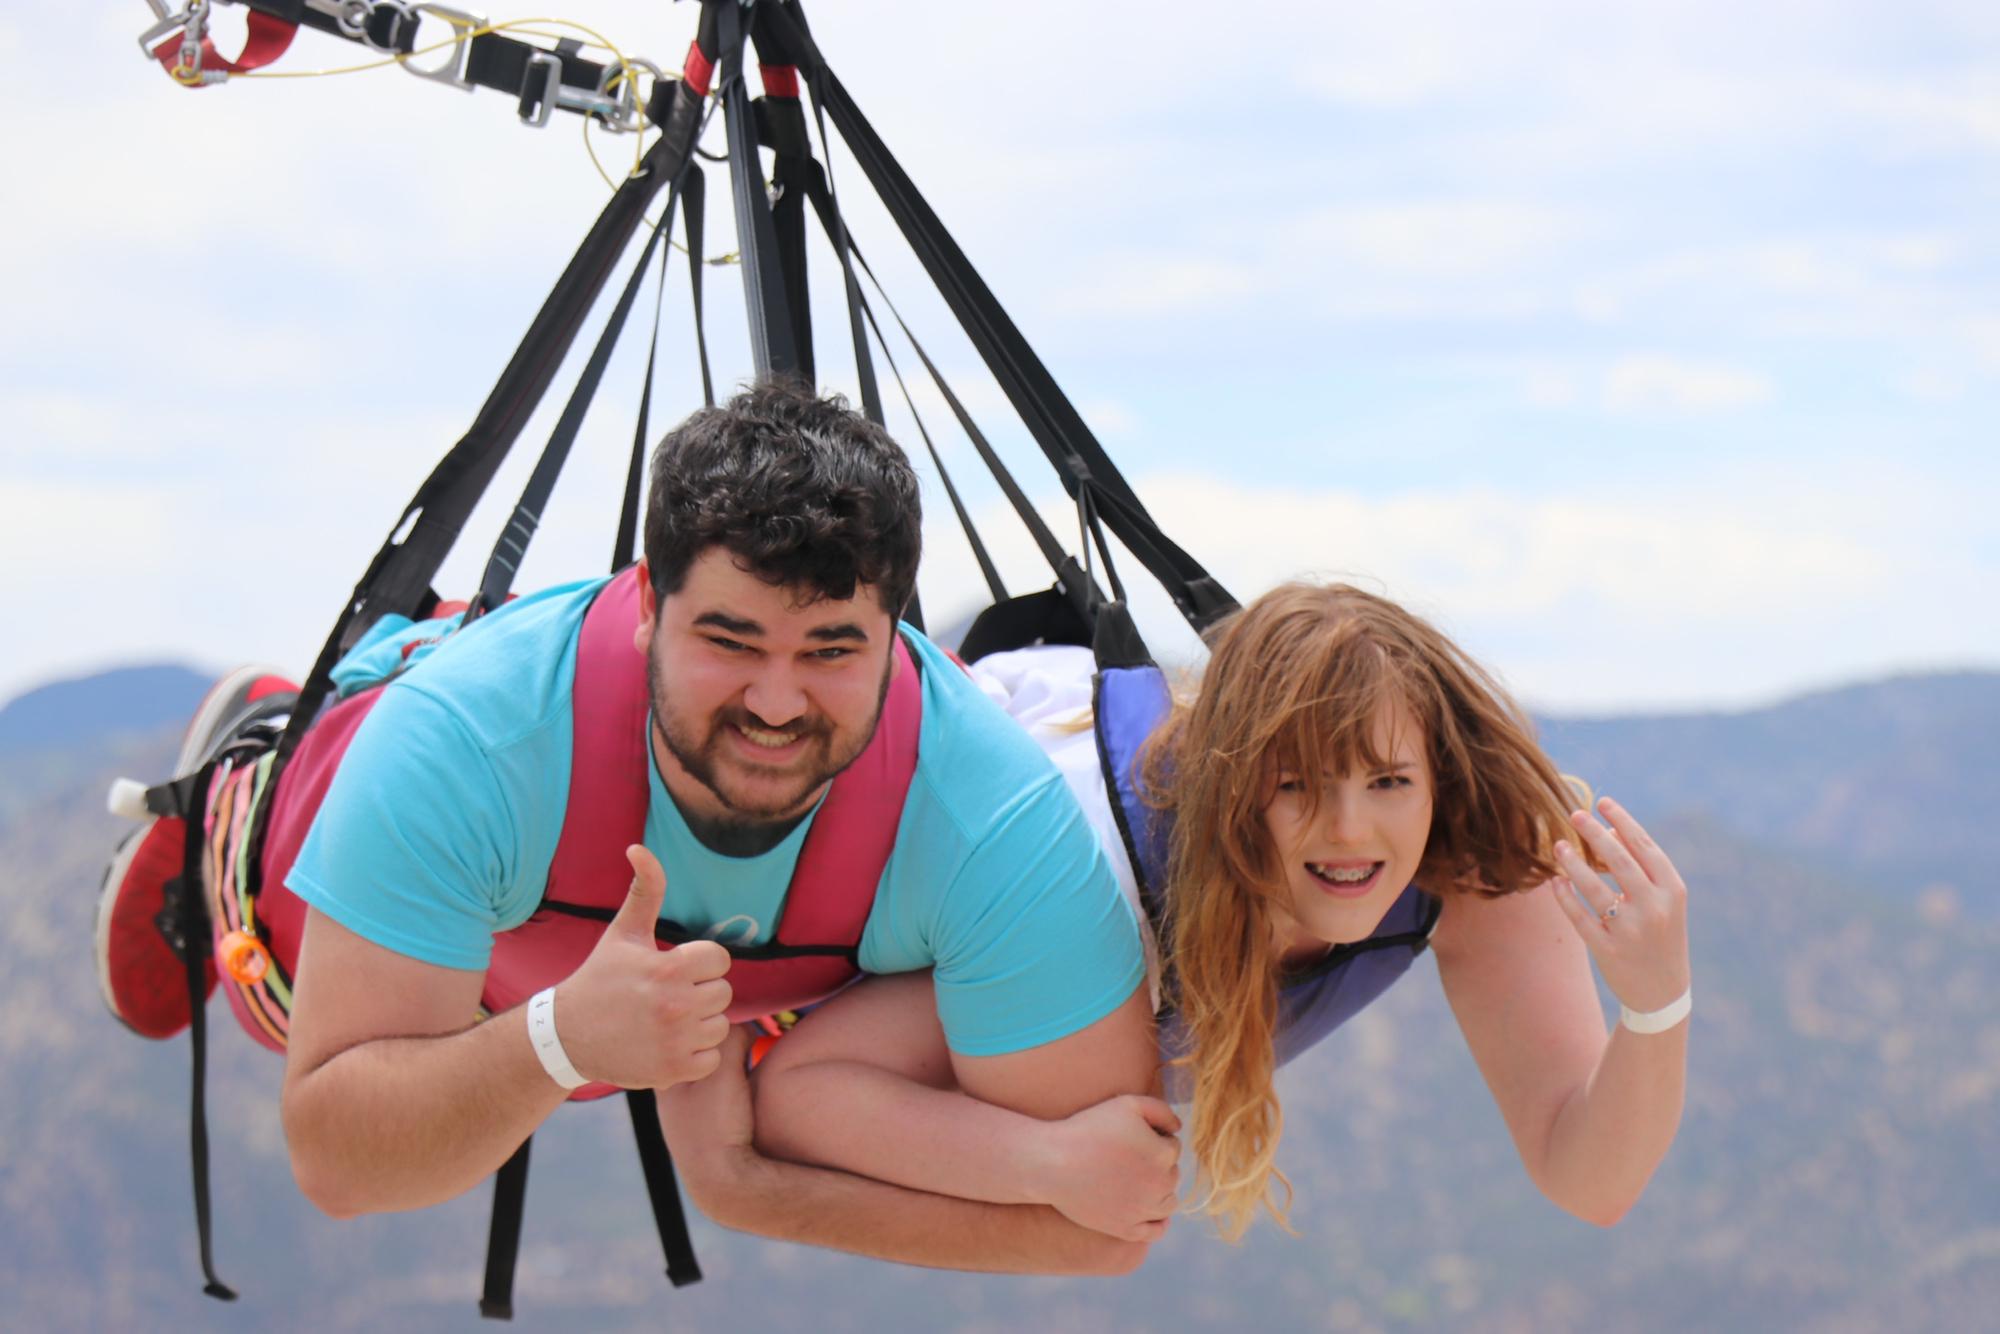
[928,775,1147,1057]
[284,683,523,971]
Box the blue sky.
[3,2,1995,712]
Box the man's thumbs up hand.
[548,845,733,1090]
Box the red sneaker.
[93,666,298,1039]
[94,817,209,1039]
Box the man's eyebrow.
[694,611,764,637]
[805,622,870,644]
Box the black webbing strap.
[787,53,885,427]
[715,0,799,380]
[275,102,698,764]
[614,219,672,574]
[471,166,695,617]
[813,205,1079,607]
[480,1137,533,1320]
[615,168,715,571]
[768,1,1235,632]
[760,92,818,388]
[853,281,1006,605]
[625,1090,704,1287]
[682,167,717,411]
[157,763,236,1302]
[798,194,1004,604]
[237,0,699,132]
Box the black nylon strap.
[682,166,716,409]
[480,1137,533,1320]
[770,1,1235,631]
[625,1090,704,1287]
[798,80,884,426]
[762,94,818,386]
[275,106,697,765]
[471,169,693,616]
[717,0,799,380]
[615,163,712,572]
[799,198,1004,604]
[613,230,672,574]
[160,763,236,1302]
[821,211,1077,599]
[853,283,1006,605]
[239,0,697,129]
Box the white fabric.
[968,646,1164,1012]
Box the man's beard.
[647,646,895,834]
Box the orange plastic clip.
[217,929,272,986]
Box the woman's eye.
[1371,774,1412,790]
[1274,776,1303,793]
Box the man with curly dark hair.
[98,380,1163,1275]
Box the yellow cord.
[230,14,660,180]
[190,10,739,262]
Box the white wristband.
[1619,986,1692,1035]
[526,986,589,1090]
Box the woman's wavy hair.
[1140,581,1579,1241]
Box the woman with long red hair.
[700,580,1692,1246]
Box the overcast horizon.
[4,2,1994,714]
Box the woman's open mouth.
[1305,860,1384,898]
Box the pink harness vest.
[241,567,921,1099]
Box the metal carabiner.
[322,0,373,40]
[144,0,227,86]
[135,0,191,59]
[591,57,664,134]
[400,2,485,91]
[357,0,417,54]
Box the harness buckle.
[589,57,665,134]
[517,49,561,127]
[400,3,484,91]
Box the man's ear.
[634,560,659,654]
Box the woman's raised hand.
[1545,797,1692,1017]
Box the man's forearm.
[282,1006,568,1217]
[684,1143,1149,1275]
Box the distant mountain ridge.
[1536,669,2000,915]
[12,662,1993,912]
[0,664,208,754]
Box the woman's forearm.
[753,1059,1060,1205]
[1534,1022,1688,1226]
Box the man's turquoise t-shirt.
[286,577,1144,1056]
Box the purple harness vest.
[1090,663,1442,1068]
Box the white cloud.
[1601,355,1775,414]
[1285,201,1588,280]
[917,464,1989,712]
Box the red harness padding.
[246,568,920,1100]
[152,10,298,82]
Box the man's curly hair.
[644,379,922,616]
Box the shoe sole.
[93,817,200,1039]
[176,663,295,776]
